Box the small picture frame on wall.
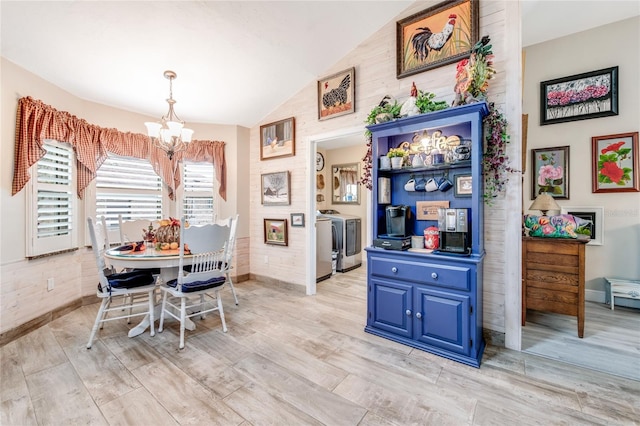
[531,146,570,199]
[454,174,472,197]
[290,213,305,227]
[264,218,288,246]
[318,67,355,121]
[260,117,295,160]
[540,66,618,126]
[261,171,291,206]
[591,132,639,193]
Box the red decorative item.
[424,226,439,250]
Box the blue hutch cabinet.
[365,102,489,367]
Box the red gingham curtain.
[12,97,226,200]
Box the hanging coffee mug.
[438,176,453,192]
[425,177,440,192]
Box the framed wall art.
[290,213,305,227]
[591,132,639,193]
[318,67,355,121]
[454,174,472,197]
[264,218,288,246]
[560,206,604,246]
[261,171,290,206]
[260,117,295,160]
[396,0,478,78]
[531,146,569,199]
[540,66,618,126]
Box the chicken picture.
[411,13,457,62]
[322,74,351,109]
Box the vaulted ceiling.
[2,1,638,128]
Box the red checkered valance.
[12,97,226,201]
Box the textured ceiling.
[2,1,638,130]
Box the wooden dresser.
[522,237,588,338]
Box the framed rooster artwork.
[317,67,355,121]
[397,0,479,78]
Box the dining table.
[104,244,195,338]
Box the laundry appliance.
[318,210,362,273]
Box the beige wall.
[523,16,640,298]
[0,58,249,334]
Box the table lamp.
[529,193,560,216]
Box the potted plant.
[387,148,407,169]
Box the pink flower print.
[537,164,563,186]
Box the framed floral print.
[591,132,639,193]
[540,66,618,126]
[531,146,569,199]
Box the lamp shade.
[529,193,560,215]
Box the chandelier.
[144,70,193,159]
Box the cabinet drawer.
[370,256,470,291]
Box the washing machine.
[318,210,362,273]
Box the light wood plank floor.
[523,301,640,381]
[2,267,639,425]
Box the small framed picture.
[260,117,295,160]
[591,132,639,193]
[561,206,604,246]
[261,171,290,206]
[264,219,288,246]
[290,213,305,227]
[318,67,355,121]
[454,174,472,197]
[531,146,569,199]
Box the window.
[182,162,216,225]
[27,140,76,257]
[95,155,163,236]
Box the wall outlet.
[47,277,54,291]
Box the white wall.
[0,58,249,333]
[523,17,640,294]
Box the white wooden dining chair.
[158,219,230,349]
[118,215,157,244]
[217,214,239,305]
[86,217,157,349]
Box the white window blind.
[27,140,76,257]
[96,155,162,230]
[182,162,215,225]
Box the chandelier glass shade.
[144,70,193,159]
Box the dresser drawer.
[370,256,470,291]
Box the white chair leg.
[87,298,109,349]
[200,294,206,320]
[227,273,239,305]
[217,291,227,333]
[179,298,187,350]
[148,289,155,337]
[159,291,168,333]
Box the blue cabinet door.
[368,279,413,338]
[414,287,470,355]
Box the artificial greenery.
[386,147,407,158]
[415,90,449,113]
[482,103,517,205]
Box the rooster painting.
[412,13,457,62]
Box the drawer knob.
[416,312,422,319]
[392,267,398,273]
[405,309,412,316]
[431,272,438,279]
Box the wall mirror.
[332,163,360,204]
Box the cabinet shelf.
[379,161,471,175]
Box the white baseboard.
[586,289,606,303]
